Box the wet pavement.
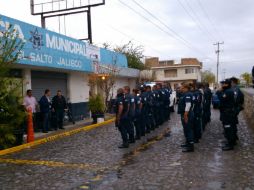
[0,109,254,190]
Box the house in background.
[145,57,202,89]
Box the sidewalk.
[23,113,115,141]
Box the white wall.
[112,77,137,98]
[155,67,201,81]
[68,72,89,103]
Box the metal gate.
[31,71,67,101]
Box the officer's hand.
[184,112,188,123]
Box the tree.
[240,72,252,86]
[140,70,156,83]
[88,61,120,111]
[114,41,145,70]
[0,23,25,149]
[201,70,216,84]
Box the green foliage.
[114,41,145,70]
[88,94,106,114]
[240,72,252,86]
[201,70,215,84]
[0,22,25,149]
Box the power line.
[105,24,167,56]
[177,0,216,42]
[117,0,214,61]
[196,0,224,41]
[131,0,191,47]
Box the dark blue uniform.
[203,87,212,129]
[146,90,156,131]
[152,90,160,127]
[156,89,164,125]
[218,88,237,147]
[124,93,135,142]
[115,95,129,145]
[192,89,203,141]
[134,95,142,139]
[140,91,148,136]
[178,92,194,145]
[164,88,171,121]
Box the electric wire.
[117,0,214,61]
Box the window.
[164,69,177,78]
[185,68,195,74]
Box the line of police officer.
[216,77,244,151]
[177,82,212,152]
[115,84,172,148]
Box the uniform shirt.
[134,95,142,115]
[141,91,148,109]
[177,92,192,114]
[192,90,203,115]
[23,96,37,113]
[218,88,235,110]
[232,86,244,106]
[125,93,135,117]
[218,88,236,124]
[204,88,212,108]
[115,95,129,118]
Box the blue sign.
[0,14,128,72]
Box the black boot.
[182,143,194,152]
[118,143,129,148]
[222,144,234,151]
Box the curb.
[0,118,115,156]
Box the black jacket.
[52,95,67,112]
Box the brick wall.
[242,88,254,128]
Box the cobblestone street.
[1,109,254,190]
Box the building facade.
[0,14,139,120]
[145,57,202,89]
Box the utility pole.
[214,42,224,84]
[222,68,226,80]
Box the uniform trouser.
[164,104,170,121]
[223,124,237,146]
[118,118,129,144]
[140,111,147,136]
[56,111,64,129]
[153,107,160,126]
[203,106,211,125]
[134,114,141,138]
[193,116,202,140]
[127,117,135,141]
[147,112,155,130]
[158,105,164,125]
[181,114,194,143]
[42,112,49,132]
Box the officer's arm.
[184,96,191,123]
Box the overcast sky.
[0,0,253,80]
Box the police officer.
[115,88,129,148]
[132,88,142,140]
[162,84,171,121]
[140,85,148,136]
[218,79,237,151]
[145,85,156,132]
[156,83,164,125]
[230,77,244,141]
[123,86,135,144]
[178,83,194,152]
[152,85,160,127]
[192,82,203,143]
[203,83,212,129]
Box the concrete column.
[22,68,31,96]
